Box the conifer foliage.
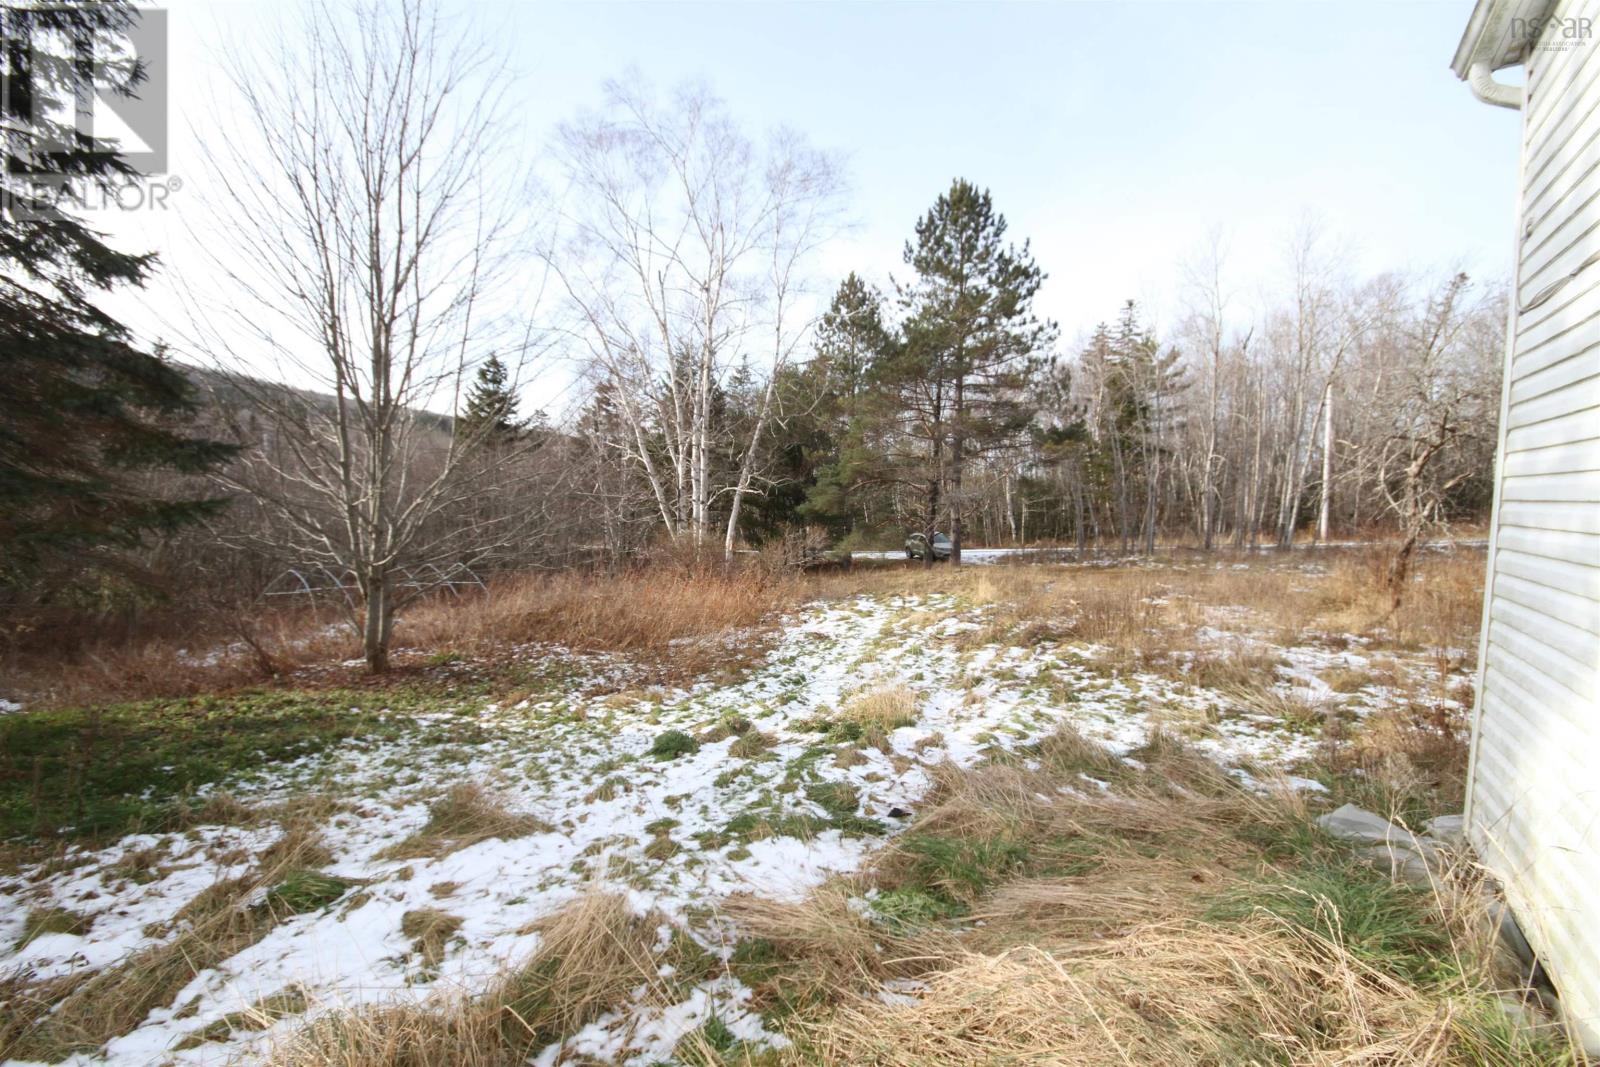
[797,180,1056,563]
[458,354,524,445]
[898,179,1056,562]
[1,2,235,586]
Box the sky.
[97,0,1524,413]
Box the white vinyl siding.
[1468,0,1600,1052]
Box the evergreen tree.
[796,273,891,535]
[897,179,1056,562]
[813,272,888,402]
[458,354,523,444]
[1,2,236,585]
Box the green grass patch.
[650,730,699,761]
[805,781,859,820]
[869,886,965,930]
[893,832,1030,905]
[1206,851,1455,986]
[728,937,783,987]
[266,868,354,914]
[0,689,430,840]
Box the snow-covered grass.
[0,550,1492,1065]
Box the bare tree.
[1377,272,1501,605]
[1180,231,1235,550]
[188,0,542,671]
[546,78,843,559]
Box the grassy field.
[0,544,1580,1065]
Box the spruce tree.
[798,273,891,534]
[899,179,1056,563]
[1,2,236,585]
[458,354,523,444]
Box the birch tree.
[1180,233,1234,550]
[547,80,842,558]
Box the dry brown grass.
[399,566,798,671]
[379,783,552,861]
[490,893,663,1047]
[260,999,503,1067]
[837,685,918,747]
[966,863,1230,945]
[4,562,801,708]
[3,542,1483,711]
[263,892,668,1067]
[0,601,357,708]
[1,824,338,1061]
[1217,681,1335,733]
[402,908,464,969]
[1330,705,1473,821]
[869,754,1258,915]
[1183,646,1289,690]
[721,879,952,1009]
[172,985,310,1051]
[826,547,1485,706]
[15,904,93,946]
[774,723,1566,1067]
[797,917,1546,1067]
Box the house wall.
[1467,0,1600,1052]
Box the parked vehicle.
[905,531,952,560]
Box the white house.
[1452,0,1600,1053]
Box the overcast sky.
[102,0,1522,413]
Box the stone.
[1356,843,1436,887]
[1424,813,1465,848]
[1317,803,1436,856]
[1498,994,1564,1039]
[1487,896,1537,969]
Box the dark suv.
[905,531,952,561]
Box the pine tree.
[898,179,1056,563]
[1,2,236,585]
[797,274,891,534]
[458,354,523,444]
[814,273,888,402]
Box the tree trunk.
[362,568,393,673]
[949,374,965,566]
[1317,381,1334,544]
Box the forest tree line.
[2,0,1504,670]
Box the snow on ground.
[0,588,1455,1066]
[852,540,1485,564]
[852,546,1057,564]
